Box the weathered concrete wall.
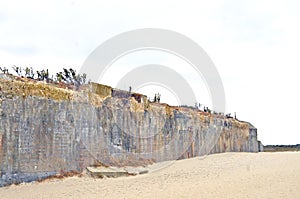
[0,75,259,186]
[258,141,264,152]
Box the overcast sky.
[1,0,300,145]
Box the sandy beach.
[0,152,299,199]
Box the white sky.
[0,0,299,145]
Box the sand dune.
[0,152,299,198]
